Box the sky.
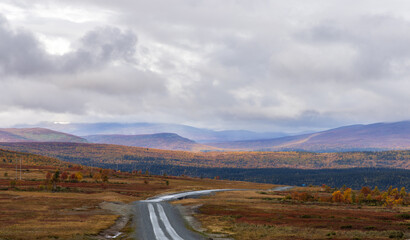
[1,0,410,132]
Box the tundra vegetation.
[1,147,409,239]
[173,187,410,240]
[0,149,275,239]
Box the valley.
[0,122,409,239]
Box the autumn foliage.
[289,185,408,208]
[2,142,410,170]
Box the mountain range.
[6,120,410,152]
[208,121,410,152]
[18,122,288,143]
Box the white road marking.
[148,203,169,240]
[157,204,184,240]
[142,189,230,203]
[142,188,292,240]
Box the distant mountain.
[209,121,410,152]
[19,122,287,143]
[14,121,410,152]
[84,133,215,151]
[0,128,87,143]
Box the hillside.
[84,133,215,151]
[0,142,409,170]
[0,147,69,167]
[0,128,87,143]
[22,122,287,143]
[209,121,410,152]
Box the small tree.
[75,172,83,181]
[360,186,371,196]
[102,174,109,183]
[45,172,52,183]
[51,170,60,192]
[357,192,365,204]
[400,187,407,197]
[93,173,102,182]
[351,191,356,203]
[332,190,345,203]
[372,186,380,196]
[102,169,110,177]
[70,173,77,181]
[387,186,393,195]
[61,171,68,181]
[343,188,352,203]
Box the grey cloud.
[292,15,410,82]
[61,27,137,72]
[0,15,51,75]
[0,15,137,76]
[0,14,167,117]
[1,1,410,131]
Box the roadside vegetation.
[173,187,410,240]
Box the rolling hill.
[84,133,215,151]
[0,128,87,143]
[19,122,287,143]
[0,142,409,170]
[11,121,410,152]
[0,147,69,167]
[209,121,410,152]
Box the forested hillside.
[0,148,68,167]
[0,142,409,170]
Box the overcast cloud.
[1,0,410,132]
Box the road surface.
[132,187,292,240]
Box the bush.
[340,225,352,229]
[10,180,16,188]
[388,231,404,239]
[396,213,410,219]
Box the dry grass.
[0,191,122,239]
[173,190,410,240]
[0,163,276,239]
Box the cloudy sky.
[1,0,410,132]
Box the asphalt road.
[132,187,292,240]
[133,189,230,240]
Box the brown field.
[173,189,410,240]
[0,163,275,239]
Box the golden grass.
[0,190,130,240]
[1,215,118,240]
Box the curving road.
[132,187,292,240]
